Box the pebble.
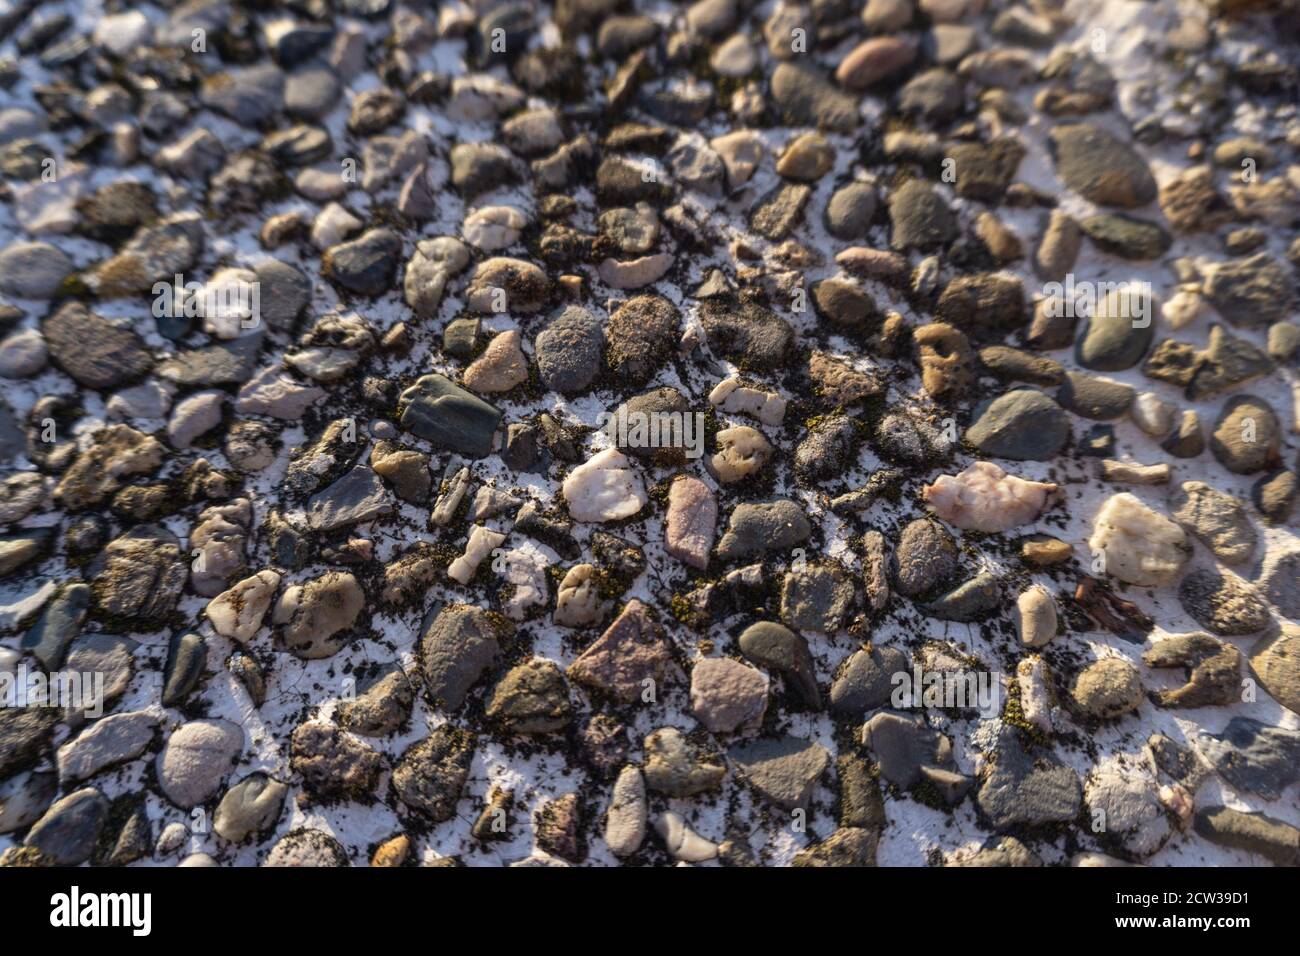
[464,329,528,393]
[830,645,909,715]
[399,374,502,458]
[1076,289,1154,371]
[56,711,158,785]
[0,329,46,378]
[1178,566,1272,636]
[1084,771,1172,858]
[1169,480,1257,565]
[1257,549,1300,619]
[0,241,73,299]
[214,773,288,843]
[1203,253,1293,329]
[665,475,717,570]
[1089,492,1190,587]
[207,570,281,642]
[604,766,647,858]
[292,720,382,801]
[568,600,672,705]
[924,461,1056,532]
[23,788,109,866]
[715,499,811,561]
[562,448,647,522]
[966,389,1070,460]
[825,182,878,240]
[729,735,829,810]
[836,35,918,89]
[656,811,717,863]
[889,179,959,249]
[1057,371,1135,420]
[1193,806,1300,866]
[738,621,820,708]
[1144,633,1241,708]
[976,730,1082,830]
[1048,123,1157,207]
[690,658,769,733]
[485,659,573,733]
[770,62,860,132]
[1250,625,1300,716]
[43,302,153,390]
[1198,717,1300,800]
[1209,395,1280,474]
[157,719,244,809]
[1017,585,1058,648]
[264,829,350,867]
[861,711,968,799]
[642,727,725,797]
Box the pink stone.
[567,600,673,705]
[665,475,717,570]
[689,658,769,734]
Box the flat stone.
[781,564,854,633]
[1193,806,1299,866]
[399,374,502,458]
[57,711,158,785]
[1169,481,1257,565]
[690,658,768,733]
[1084,771,1171,858]
[484,659,573,734]
[923,571,1002,621]
[1057,371,1135,420]
[665,475,716,570]
[307,463,394,531]
[728,735,828,809]
[716,499,811,561]
[1198,717,1300,799]
[87,526,186,628]
[976,730,1082,830]
[336,663,414,737]
[21,583,90,670]
[568,600,672,705]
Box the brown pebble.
[1021,535,1073,567]
[371,834,411,867]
